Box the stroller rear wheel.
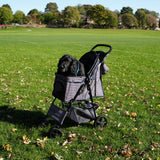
[49,125,62,139]
[94,115,107,128]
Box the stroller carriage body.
[46,44,112,138]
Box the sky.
[0,0,160,15]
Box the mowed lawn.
[0,28,160,159]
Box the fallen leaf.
[132,128,138,131]
[68,133,76,142]
[36,137,48,143]
[124,110,129,116]
[36,137,48,148]
[122,150,132,158]
[37,142,45,148]
[121,144,132,158]
[22,135,31,144]
[108,146,114,154]
[81,135,87,142]
[11,128,17,132]
[76,150,83,155]
[62,140,68,146]
[3,144,12,152]
[51,152,63,160]
[39,100,44,103]
[134,149,139,154]
[7,153,15,159]
[130,112,137,117]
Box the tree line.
[0,3,159,29]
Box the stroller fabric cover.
[52,59,108,102]
[52,44,111,102]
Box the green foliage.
[45,2,59,13]
[87,5,108,26]
[149,10,159,18]
[77,4,92,16]
[0,28,160,159]
[27,9,39,16]
[2,4,12,11]
[0,7,13,24]
[0,2,159,28]
[62,6,80,26]
[146,14,157,28]
[135,9,146,27]
[105,10,118,27]
[122,13,138,28]
[13,10,25,24]
[44,12,58,25]
[23,16,31,24]
[120,7,133,15]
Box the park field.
[0,28,160,159]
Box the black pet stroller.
[45,44,112,138]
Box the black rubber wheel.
[94,115,107,128]
[49,126,62,139]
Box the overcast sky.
[0,0,160,15]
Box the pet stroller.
[46,44,112,138]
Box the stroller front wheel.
[94,115,107,128]
[49,125,62,139]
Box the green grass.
[0,28,160,159]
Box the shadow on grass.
[0,105,46,128]
[0,105,92,129]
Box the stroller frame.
[45,44,112,138]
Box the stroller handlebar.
[90,44,112,56]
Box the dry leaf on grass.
[3,144,12,152]
[36,137,48,148]
[121,144,132,158]
[68,133,76,142]
[130,112,137,117]
[11,128,17,132]
[22,135,31,144]
[51,152,63,160]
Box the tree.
[105,10,118,27]
[121,13,138,28]
[2,4,12,11]
[120,7,133,15]
[149,11,159,18]
[13,10,25,24]
[135,9,146,27]
[37,12,45,24]
[62,6,80,27]
[45,2,58,13]
[114,10,120,17]
[23,16,30,24]
[27,9,39,15]
[0,7,13,24]
[87,5,108,26]
[27,9,41,24]
[146,14,157,28]
[77,4,85,15]
[44,12,58,24]
[138,8,150,14]
[77,4,92,16]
